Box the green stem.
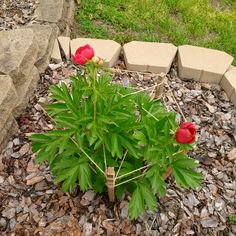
[93,66,97,121]
[115,173,146,187]
[70,137,105,176]
[115,163,152,180]
[115,150,128,178]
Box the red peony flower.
[72,44,95,65]
[175,122,196,144]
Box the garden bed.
[0,61,235,235]
[0,0,38,31]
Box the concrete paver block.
[58,36,71,60]
[178,45,233,83]
[70,38,121,67]
[51,39,62,63]
[0,75,18,125]
[0,28,38,89]
[29,24,59,73]
[220,66,236,98]
[221,66,236,107]
[123,41,177,73]
[13,66,40,117]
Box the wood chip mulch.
[0,62,236,236]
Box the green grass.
[75,0,236,64]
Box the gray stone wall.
[0,0,75,151]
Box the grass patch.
[75,0,236,64]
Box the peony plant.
[31,45,202,219]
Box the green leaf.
[172,154,199,169]
[53,156,91,192]
[171,157,202,189]
[229,215,236,224]
[50,85,66,101]
[146,166,166,196]
[78,160,92,192]
[128,186,144,219]
[140,183,157,211]
[111,133,122,158]
[92,174,106,193]
[30,133,51,143]
[133,131,147,146]
[119,136,140,158]
[116,185,125,200]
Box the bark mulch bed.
[0,62,236,235]
[0,0,38,31]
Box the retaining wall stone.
[34,0,75,36]
[0,76,18,126]
[0,28,39,89]
[13,66,40,117]
[0,0,76,152]
[28,24,59,73]
[178,45,233,83]
[34,0,65,24]
[0,115,18,151]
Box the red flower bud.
[175,122,196,144]
[72,44,95,65]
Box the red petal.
[180,122,196,135]
[72,54,87,65]
[75,44,89,55]
[176,128,195,144]
[81,48,94,60]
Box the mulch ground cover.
[0,61,235,235]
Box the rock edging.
[53,37,236,107]
[0,0,75,151]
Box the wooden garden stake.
[106,167,115,202]
[154,73,166,99]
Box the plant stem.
[142,107,159,122]
[115,150,128,178]
[115,163,152,180]
[118,85,156,97]
[115,173,146,187]
[70,137,105,176]
[93,66,97,121]
[103,145,107,170]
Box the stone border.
[0,0,75,151]
[53,37,235,108]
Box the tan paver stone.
[0,115,18,152]
[28,24,59,73]
[70,38,121,67]
[123,41,177,73]
[51,39,62,63]
[0,28,38,89]
[58,36,71,60]
[13,66,40,117]
[0,75,18,126]
[178,45,233,83]
[34,0,64,23]
[220,66,236,98]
